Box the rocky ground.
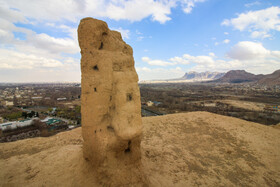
[0,111,279,186]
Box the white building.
[0,119,34,131]
[146,101,154,107]
[57,97,67,101]
[5,101,14,106]
[0,122,17,131]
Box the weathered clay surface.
[78,17,144,184]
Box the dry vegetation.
[140,83,280,125]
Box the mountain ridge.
[181,71,225,81]
[212,70,263,83]
[257,69,280,86]
[139,69,280,85]
[213,69,280,85]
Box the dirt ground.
[0,111,279,187]
[220,100,265,111]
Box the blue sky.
[0,0,280,82]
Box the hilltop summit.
[214,70,264,83]
[1,112,279,186]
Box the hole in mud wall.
[99,42,103,50]
[127,93,132,101]
[107,125,114,132]
[94,88,97,92]
[125,140,131,153]
[93,65,99,71]
[110,96,112,101]
[102,32,107,36]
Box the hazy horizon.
[0,68,279,83]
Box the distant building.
[0,117,64,132]
[153,101,162,106]
[146,101,154,106]
[41,117,62,125]
[31,96,43,100]
[15,94,21,98]
[146,101,162,107]
[5,101,14,106]
[57,97,67,101]
[0,122,17,131]
[0,119,35,131]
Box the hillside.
[214,70,263,83]
[257,70,280,86]
[0,112,279,186]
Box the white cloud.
[183,54,215,65]
[142,55,193,66]
[1,0,205,24]
[180,0,205,14]
[0,3,27,23]
[209,52,215,57]
[136,66,185,80]
[0,49,63,69]
[0,0,207,82]
[223,39,230,44]
[251,31,271,39]
[112,27,130,39]
[224,32,229,35]
[169,56,190,64]
[245,1,261,8]
[139,41,280,79]
[136,30,142,35]
[190,41,280,74]
[137,36,145,41]
[227,41,270,60]
[0,48,80,82]
[142,57,175,66]
[28,33,79,54]
[222,6,280,38]
[0,1,82,82]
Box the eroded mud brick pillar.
[78,18,143,168]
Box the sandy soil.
[0,111,279,186]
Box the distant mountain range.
[139,69,280,86]
[140,71,225,83]
[181,71,225,81]
[213,69,280,86]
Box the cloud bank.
[222,6,280,39]
[139,41,280,79]
[0,0,205,82]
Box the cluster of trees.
[2,111,22,121]
[55,105,81,124]
[1,110,39,121]
[22,111,39,118]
